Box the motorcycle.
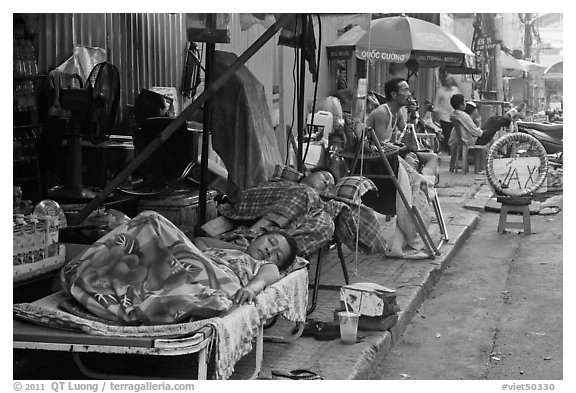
[415,100,443,153]
[516,120,563,155]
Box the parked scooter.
[516,120,563,155]
[417,101,443,153]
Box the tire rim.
[486,132,548,197]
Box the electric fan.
[47,61,121,202]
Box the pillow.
[330,176,378,204]
[282,255,309,276]
[270,164,303,183]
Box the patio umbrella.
[354,16,475,68]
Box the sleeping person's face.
[300,171,334,193]
[246,233,291,266]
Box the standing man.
[434,73,461,152]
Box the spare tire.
[486,132,548,197]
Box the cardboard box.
[340,282,399,317]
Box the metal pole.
[297,14,306,173]
[366,128,439,257]
[493,14,504,104]
[277,45,286,161]
[70,13,297,225]
[200,42,215,226]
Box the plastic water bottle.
[13,215,26,265]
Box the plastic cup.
[338,311,360,344]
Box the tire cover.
[486,132,548,196]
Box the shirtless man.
[366,78,438,181]
[366,78,410,144]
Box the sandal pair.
[271,369,323,380]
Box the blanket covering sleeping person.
[60,210,298,325]
[216,162,433,259]
[216,178,389,257]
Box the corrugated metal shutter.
[33,13,282,127]
[34,13,188,127]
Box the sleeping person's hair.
[299,166,336,192]
[264,230,298,271]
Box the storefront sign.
[413,52,463,67]
[355,47,411,63]
[327,47,354,60]
[476,36,497,50]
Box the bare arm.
[233,263,281,305]
[367,107,393,142]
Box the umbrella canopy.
[354,16,475,68]
[518,59,547,73]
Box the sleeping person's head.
[246,230,298,271]
[299,167,336,193]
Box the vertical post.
[277,45,287,161]
[493,14,504,104]
[523,13,534,111]
[297,14,306,172]
[524,13,533,60]
[200,42,216,226]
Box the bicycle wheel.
[486,133,548,196]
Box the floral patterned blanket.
[14,209,309,379]
[60,210,277,325]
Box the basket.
[137,189,218,233]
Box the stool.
[450,143,487,174]
[497,196,532,235]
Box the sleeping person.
[193,230,298,305]
[215,167,344,257]
[60,210,299,325]
[214,162,431,260]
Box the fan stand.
[47,117,98,202]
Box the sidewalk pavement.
[232,152,493,380]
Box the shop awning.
[518,59,547,73]
[326,25,365,59]
[501,51,524,72]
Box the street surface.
[374,195,563,380]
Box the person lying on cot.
[214,166,342,257]
[60,210,300,325]
[246,166,337,233]
[193,230,298,305]
[213,163,431,260]
[213,165,390,257]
